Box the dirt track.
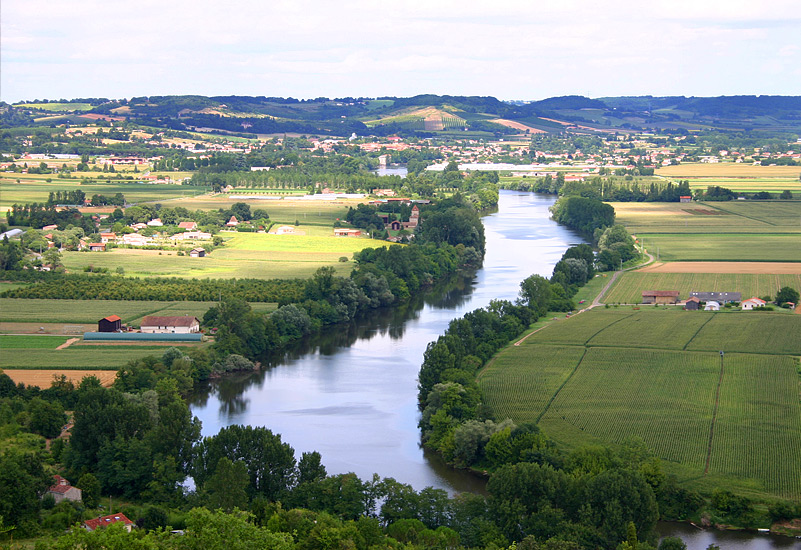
[637,262,801,274]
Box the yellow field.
[2,369,117,388]
[656,163,801,178]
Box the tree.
[28,397,66,438]
[658,537,687,550]
[519,274,552,317]
[204,458,249,512]
[775,286,799,306]
[78,473,101,509]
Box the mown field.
[603,271,801,304]
[656,162,801,179]
[59,226,378,279]
[0,346,169,369]
[478,308,801,500]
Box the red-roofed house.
[741,297,766,310]
[178,221,198,231]
[226,216,239,227]
[83,514,134,532]
[47,475,82,504]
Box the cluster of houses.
[79,219,210,256]
[44,475,135,532]
[642,291,772,311]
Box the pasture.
[59,226,378,279]
[603,271,801,304]
[478,308,801,499]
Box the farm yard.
[478,308,801,500]
[602,270,801,304]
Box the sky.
[2,0,800,103]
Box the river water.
[189,190,799,549]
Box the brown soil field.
[489,119,546,134]
[0,322,93,334]
[2,369,116,388]
[637,262,801,274]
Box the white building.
[140,316,200,333]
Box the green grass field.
[0,335,70,349]
[604,272,801,304]
[59,226,379,279]
[0,298,275,326]
[0,173,208,212]
[0,347,170,369]
[478,308,801,500]
[15,102,95,112]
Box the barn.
[140,315,200,334]
[642,290,680,304]
[98,315,121,332]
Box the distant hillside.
[8,94,801,136]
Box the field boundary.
[683,314,716,351]
[536,348,588,423]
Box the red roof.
[178,221,197,229]
[48,475,73,494]
[102,315,121,322]
[83,514,134,531]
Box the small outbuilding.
[226,216,239,227]
[683,297,700,310]
[189,247,206,258]
[98,315,122,332]
[704,301,720,311]
[642,290,680,304]
[333,228,361,237]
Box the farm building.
[334,228,362,237]
[683,297,700,310]
[274,225,297,235]
[121,233,152,246]
[88,243,105,252]
[99,232,116,243]
[226,216,239,227]
[741,297,766,310]
[679,196,692,203]
[642,290,680,304]
[189,247,206,257]
[690,291,741,304]
[173,231,212,240]
[83,514,134,533]
[704,301,720,311]
[98,315,122,332]
[47,475,82,504]
[140,315,200,334]
[147,218,163,227]
[0,228,24,240]
[84,332,202,342]
[178,221,198,231]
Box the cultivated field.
[0,346,168,369]
[478,308,801,499]
[1,369,117,388]
[656,163,801,179]
[603,271,801,304]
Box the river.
[189,190,799,550]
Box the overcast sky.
[2,0,800,103]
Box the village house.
[178,221,198,231]
[641,290,680,304]
[147,218,163,227]
[140,315,200,334]
[172,231,212,241]
[741,297,766,310]
[121,233,152,246]
[47,475,82,504]
[226,216,239,227]
[98,315,122,332]
[99,232,116,244]
[83,514,134,533]
[88,243,106,252]
[189,247,206,257]
[690,291,741,304]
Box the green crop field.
[639,233,801,262]
[0,335,70,349]
[604,272,801,304]
[0,298,275,326]
[0,347,168,369]
[15,102,95,112]
[479,308,801,499]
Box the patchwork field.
[478,308,801,499]
[59,226,378,279]
[603,271,801,304]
